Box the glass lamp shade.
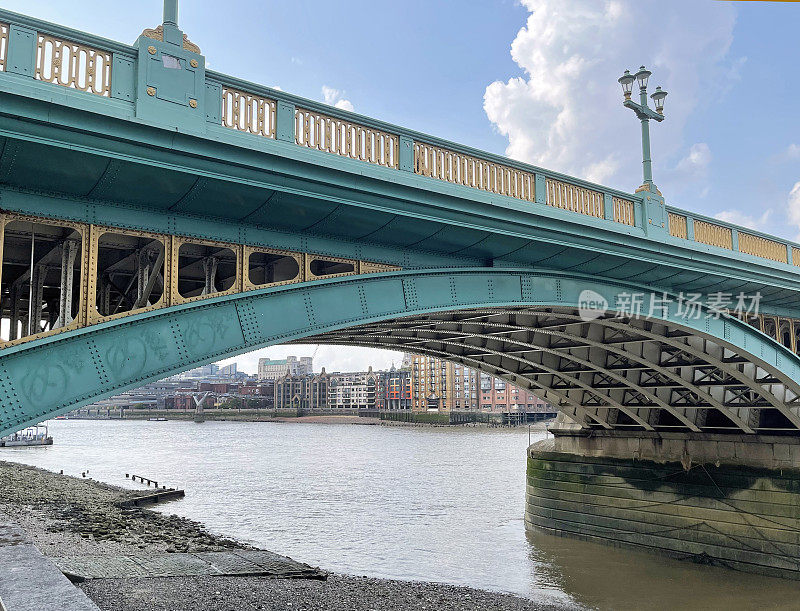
[618,70,635,99]
[634,66,651,90]
[651,86,667,113]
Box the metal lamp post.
[163,0,178,26]
[618,66,668,194]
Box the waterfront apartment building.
[408,353,552,413]
[478,373,551,412]
[257,355,313,380]
[327,368,379,409]
[274,370,329,409]
[409,354,479,413]
[376,367,412,411]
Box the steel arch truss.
[301,308,800,434]
[2,268,800,437]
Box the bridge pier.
[526,422,800,580]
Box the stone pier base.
[526,429,800,580]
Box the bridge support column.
[98,281,111,317]
[8,285,21,341]
[202,256,218,295]
[526,422,800,579]
[136,249,150,307]
[56,240,78,328]
[26,263,45,337]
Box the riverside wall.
[526,429,800,580]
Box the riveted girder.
[2,268,800,438]
[0,212,400,349]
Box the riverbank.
[0,461,570,610]
[65,409,555,429]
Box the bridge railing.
[414,142,536,202]
[35,34,112,96]
[5,8,800,272]
[0,22,8,71]
[667,208,800,268]
[221,87,277,139]
[296,107,399,169]
[208,70,642,231]
[0,9,136,109]
[0,8,642,233]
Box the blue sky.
[6,0,800,372]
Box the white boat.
[1,425,53,448]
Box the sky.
[7,0,800,373]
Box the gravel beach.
[81,573,567,611]
[0,460,244,557]
[0,461,572,611]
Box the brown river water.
[2,419,798,609]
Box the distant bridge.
[2,3,800,437]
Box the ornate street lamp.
[618,70,635,100]
[619,65,667,194]
[651,86,667,114]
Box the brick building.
[274,370,329,409]
[376,366,412,410]
[478,373,550,412]
[410,354,479,413]
[408,353,551,414]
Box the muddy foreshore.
[0,460,571,611]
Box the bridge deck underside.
[300,307,800,434]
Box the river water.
[2,419,798,609]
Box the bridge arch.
[2,268,800,437]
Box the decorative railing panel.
[668,213,688,239]
[35,34,112,96]
[295,108,398,169]
[545,178,603,219]
[694,220,732,250]
[613,197,635,226]
[221,87,276,139]
[738,232,787,263]
[413,143,535,202]
[0,23,8,72]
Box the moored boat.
[0,425,53,447]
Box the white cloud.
[675,143,711,180]
[788,181,800,240]
[322,85,355,112]
[216,344,403,376]
[663,142,712,196]
[483,0,738,194]
[714,208,771,232]
[784,144,800,160]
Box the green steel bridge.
[2,2,800,439]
